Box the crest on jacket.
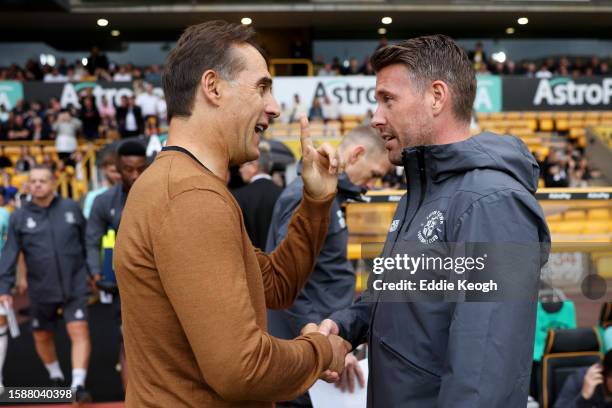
[417,210,444,244]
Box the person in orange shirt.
[114,20,351,407]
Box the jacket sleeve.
[553,370,591,408]
[0,212,22,295]
[328,295,372,349]
[85,195,108,277]
[437,190,547,408]
[154,189,333,402]
[256,189,336,310]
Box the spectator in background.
[12,100,26,116]
[53,110,82,164]
[543,150,570,188]
[505,60,517,75]
[342,57,360,75]
[536,64,553,79]
[156,95,167,127]
[98,95,116,122]
[7,114,30,140]
[376,36,388,50]
[0,147,12,169]
[478,62,491,75]
[116,95,143,138]
[15,146,35,174]
[43,68,68,83]
[0,105,8,124]
[525,62,537,78]
[599,62,609,76]
[317,63,336,76]
[360,59,374,75]
[135,83,160,122]
[331,56,342,72]
[290,94,308,123]
[554,350,612,408]
[31,116,51,141]
[491,61,505,75]
[73,61,88,80]
[144,64,162,84]
[308,97,324,123]
[113,66,132,82]
[468,42,487,71]
[279,102,292,124]
[232,143,282,250]
[322,95,340,122]
[87,46,109,75]
[80,97,101,141]
[82,152,121,218]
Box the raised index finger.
[299,114,313,157]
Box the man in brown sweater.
[114,20,351,407]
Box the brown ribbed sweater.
[115,149,335,407]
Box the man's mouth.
[381,133,396,146]
[254,123,267,135]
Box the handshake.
[301,319,366,393]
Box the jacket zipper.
[47,206,67,301]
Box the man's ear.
[430,80,449,117]
[200,69,222,106]
[348,145,366,165]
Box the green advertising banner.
[474,75,502,113]
[0,81,24,110]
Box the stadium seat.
[568,112,585,120]
[587,208,609,221]
[540,118,554,132]
[563,210,586,221]
[540,327,602,408]
[555,119,569,132]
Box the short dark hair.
[370,34,476,123]
[117,140,146,157]
[163,20,259,119]
[30,164,55,179]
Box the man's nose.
[266,95,281,119]
[371,107,385,128]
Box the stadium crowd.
[0,42,610,82]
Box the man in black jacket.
[0,166,92,403]
[232,143,282,249]
[116,95,143,138]
[314,35,550,407]
[85,141,147,390]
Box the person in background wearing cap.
[0,165,92,403]
[267,124,391,407]
[85,140,147,390]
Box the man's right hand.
[302,321,351,383]
[581,363,603,400]
[318,319,340,336]
[0,294,13,308]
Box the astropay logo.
[533,77,612,107]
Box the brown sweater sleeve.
[153,188,333,403]
[257,189,335,309]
